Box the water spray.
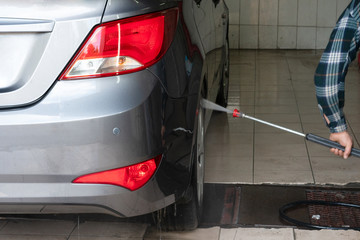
[201,99,360,158]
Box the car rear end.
[0,0,192,217]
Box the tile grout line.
[285,54,316,184]
[347,121,360,148]
[292,228,296,240]
[252,50,258,184]
[66,217,80,240]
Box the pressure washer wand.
[232,109,360,158]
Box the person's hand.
[329,131,353,159]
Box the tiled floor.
[1,220,360,239]
[205,49,360,186]
[1,50,360,239]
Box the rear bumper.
[0,70,181,217]
[0,181,175,217]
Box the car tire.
[154,101,205,231]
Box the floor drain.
[306,190,360,229]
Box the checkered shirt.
[315,0,360,133]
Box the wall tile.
[226,0,352,49]
[297,27,316,49]
[225,0,240,25]
[316,27,333,49]
[279,0,298,26]
[240,25,259,49]
[259,0,278,25]
[278,26,297,49]
[259,26,278,49]
[229,25,240,49]
[337,0,351,19]
[298,0,317,27]
[240,0,259,25]
[317,0,337,27]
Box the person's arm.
[314,4,359,158]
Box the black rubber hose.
[279,200,360,230]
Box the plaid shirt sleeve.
[314,0,360,133]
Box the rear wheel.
[154,101,205,231]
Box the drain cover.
[306,190,360,228]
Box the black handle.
[306,133,360,158]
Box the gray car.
[0,0,229,230]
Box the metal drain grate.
[306,190,360,228]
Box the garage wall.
[225,0,351,49]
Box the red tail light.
[72,155,162,191]
[60,8,178,80]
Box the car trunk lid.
[0,0,107,108]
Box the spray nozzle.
[233,109,241,118]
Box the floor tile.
[310,156,360,184]
[254,170,314,184]
[254,156,311,172]
[144,226,220,240]
[254,144,308,158]
[301,122,329,134]
[0,219,75,236]
[0,235,67,240]
[68,222,148,238]
[206,132,254,158]
[254,133,308,157]
[255,84,294,92]
[205,155,253,183]
[313,170,360,185]
[205,168,253,183]
[294,229,360,240]
[219,228,238,240]
[253,113,301,123]
[0,220,7,231]
[223,227,295,240]
[255,97,297,106]
[300,113,324,123]
[255,105,298,114]
[68,237,134,240]
[206,142,253,158]
[206,155,253,170]
[255,122,303,134]
[238,85,256,91]
[207,118,254,135]
[306,140,336,157]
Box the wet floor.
[205,50,360,185]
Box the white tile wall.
[278,27,297,49]
[226,0,240,25]
[240,25,258,49]
[297,27,316,49]
[259,26,277,49]
[316,27,333,49]
[259,0,278,25]
[298,0,317,27]
[317,0,337,27]
[229,25,240,49]
[240,0,259,25]
[279,0,298,26]
[337,0,351,19]
[224,0,352,49]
